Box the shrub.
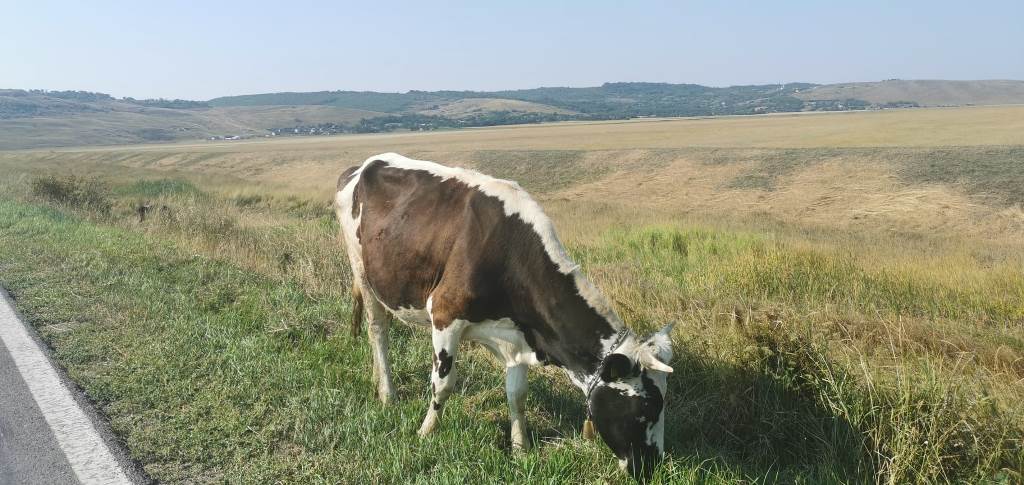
[30,174,112,214]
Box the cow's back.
[354,159,511,314]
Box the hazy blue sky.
[2,1,1022,100]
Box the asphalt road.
[0,340,78,484]
[0,290,145,485]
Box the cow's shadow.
[520,346,866,481]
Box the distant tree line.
[4,83,926,124]
[121,98,210,109]
[2,89,207,107]
[802,99,871,111]
[23,89,115,102]
[880,101,920,109]
[269,111,583,136]
[215,82,870,119]
[214,83,827,118]
[264,90,926,138]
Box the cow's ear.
[599,353,635,382]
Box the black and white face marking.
[590,366,668,479]
[589,325,674,480]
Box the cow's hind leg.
[506,363,530,450]
[364,293,396,404]
[418,318,466,437]
[350,283,364,338]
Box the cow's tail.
[338,164,365,338]
[351,283,364,338]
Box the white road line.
[0,296,131,485]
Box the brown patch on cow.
[351,159,617,376]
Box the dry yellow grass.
[554,154,1024,245]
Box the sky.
[2,0,1022,100]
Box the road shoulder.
[0,289,149,485]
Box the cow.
[334,153,675,478]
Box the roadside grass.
[1,168,1021,483]
[0,197,639,483]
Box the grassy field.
[0,106,1022,483]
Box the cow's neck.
[497,210,633,393]
[528,268,633,393]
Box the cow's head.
[589,324,674,480]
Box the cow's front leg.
[418,319,466,436]
[506,363,530,450]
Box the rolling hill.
[3,80,1024,149]
[0,89,386,149]
[207,82,817,118]
[794,79,1024,107]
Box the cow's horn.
[640,353,674,373]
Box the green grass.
[0,171,1022,483]
[0,198,630,483]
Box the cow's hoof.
[511,422,530,451]
[510,430,530,451]
[418,414,438,437]
[378,389,396,405]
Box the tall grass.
[580,226,1024,326]
[571,226,1023,482]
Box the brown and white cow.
[335,153,674,478]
